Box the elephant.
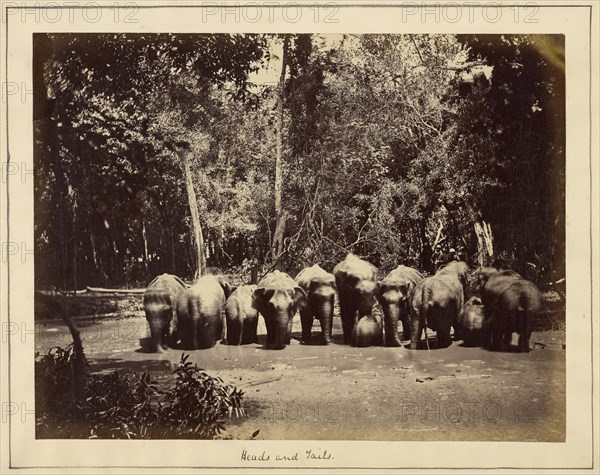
[295,264,336,345]
[143,273,187,352]
[333,254,378,345]
[175,274,233,349]
[225,284,258,345]
[410,261,470,349]
[457,296,485,347]
[253,270,307,350]
[375,265,424,346]
[476,268,542,352]
[351,314,383,347]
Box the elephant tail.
[188,297,200,350]
[422,284,433,350]
[422,284,434,329]
[237,300,245,346]
[515,291,532,336]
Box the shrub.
[36,350,245,439]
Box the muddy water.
[35,315,565,441]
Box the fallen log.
[85,287,146,294]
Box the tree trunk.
[271,35,290,269]
[170,228,176,272]
[141,218,149,280]
[90,233,98,268]
[178,143,206,279]
[70,189,78,292]
[474,220,494,267]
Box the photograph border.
[1,1,596,471]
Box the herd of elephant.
[143,253,544,354]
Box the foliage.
[33,33,565,287]
[36,349,245,439]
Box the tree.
[34,33,268,285]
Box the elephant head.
[296,265,336,345]
[442,261,470,289]
[473,266,500,293]
[333,254,379,344]
[254,271,307,349]
[375,265,423,346]
[474,267,521,294]
[143,273,187,352]
[215,275,235,300]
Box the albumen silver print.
[1,2,596,472]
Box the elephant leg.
[501,331,512,352]
[441,321,452,348]
[483,316,496,350]
[264,317,273,347]
[299,308,313,344]
[226,317,238,345]
[219,313,226,342]
[285,316,293,345]
[518,332,531,353]
[375,321,384,346]
[179,317,193,350]
[339,298,355,345]
[492,329,503,351]
[247,316,259,344]
[400,312,411,342]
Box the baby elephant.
[176,274,233,349]
[295,264,336,345]
[457,296,485,346]
[351,314,383,347]
[225,285,258,345]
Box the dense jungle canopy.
[33,33,565,289]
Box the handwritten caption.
[241,448,333,462]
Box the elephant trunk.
[383,302,402,347]
[271,319,290,350]
[317,296,334,344]
[148,316,167,353]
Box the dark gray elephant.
[225,284,258,345]
[143,273,187,352]
[375,265,424,346]
[253,271,307,350]
[476,268,542,352]
[457,296,485,347]
[295,264,336,345]
[333,254,379,346]
[410,261,469,349]
[351,314,383,347]
[175,274,233,349]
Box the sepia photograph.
[1,2,596,472]
[32,31,566,441]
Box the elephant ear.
[253,287,269,316]
[369,263,379,280]
[398,282,410,300]
[172,275,189,289]
[373,282,383,302]
[216,276,233,299]
[293,286,308,309]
